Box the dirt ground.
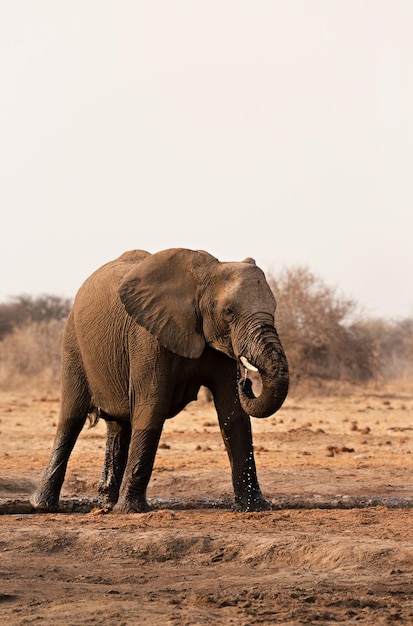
[1,385,413,625]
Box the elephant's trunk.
[233,317,289,418]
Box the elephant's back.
[82,249,150,285]
[74,249,150,312]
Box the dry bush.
[0,294,70,391]
[357,317,413,380]
[269,266,379,391]
[0,320,64,390]
[0,294,71,339]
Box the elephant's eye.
[223,307,234,321]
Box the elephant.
[30,248,289,513]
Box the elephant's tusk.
[240,356,258,372]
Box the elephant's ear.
[118,248,217,359]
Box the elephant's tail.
[87,407,101,428]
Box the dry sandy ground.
[1,385,413,625]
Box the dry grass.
[0,320,64,390]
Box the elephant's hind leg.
[30,330,91,512]
[97,418,131,508]
[30,401,90,511]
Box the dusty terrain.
[1,385,413,625]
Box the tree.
[269,266,378,388]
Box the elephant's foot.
[112,497,151,514]
[232,493,271,513]
[97,487,120,511]
[96,496,115,512]
[29,491,59,513]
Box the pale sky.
[1,1,412,319]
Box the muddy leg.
[97,419,131,508]
[113,425,164,514]
[30,394,90,512]
[212,374,271,512]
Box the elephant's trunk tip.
[238,361,289,419]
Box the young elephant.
[31,248,289,513]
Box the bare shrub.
[269,266,379,390]
[358,317,413,380]
[0,319,64,390]
[0,294,71,339]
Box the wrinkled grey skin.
[30,248,289,513]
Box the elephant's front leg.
[113,424,163,514]
[97,419,131,508]
[214,389,271,512]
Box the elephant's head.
[119,248,289,418]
